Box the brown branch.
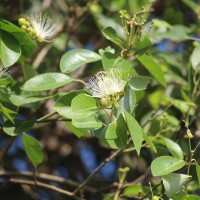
[0,137,15,163]
[73,149,122,194]
[0,170,96,194]
[2,178,85,200]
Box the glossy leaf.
[71,94,102,129]
[71,94,100,118]
[0,103,14,124]
[129,75,151,90]
[123,110,143,155]
[72,114,102,130]
[142,132,157,153]
[93,115,128,149]
[66,121,87,138]
[102,26,123,47]
[190,45,200,70]
[135,36,152,56]
[3,120,35,136]
[22,133,44,168]
[22,64,38,81]
[183,195,200,200]
[162,173,190,197]
[60,49,101,73]
[102,52,131,71]
[23,73,72,91]
[0,19,36,62]
[151,156,186,176]
[54,91,83,119]
[162,137,183,159]
[0,30,21,67]
[137,54,167,87]
[195,161,200,185]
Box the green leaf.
[195,161,200,185]
[190,45,200,71]
[115,114,128,148]
[0,19,36,62]
[93,115,128,149]
[137,54,167,87]
[142,132,157,153]
[162,173,191,197]
[66,121,87,138]
[162,137,183,159]
[116,87,136,115]
[135,36,152,56]
[3,120,35,136]
[23,73,72,91]
[0,30,21,67]
[71,94,102,129]
[0,103,14,124]
[22,64,38,81]
[53,91,83,119]
[72,114,102,130]
[123,110,143,155]
[102,26,123,47]
[102,51,131,71]
[129,75,151,90]
[183,195,200,200]
[60,49,101,73]
[22,133,44,168]
[9,93,52,107]
[71,94,100,118]
[151,156,186,176]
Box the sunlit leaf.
[102,26,123,47]
[123,110,143,155]
[60,49,101,73]
[162,173,191,197]
[0,30,21,67]
[137,55,167,87]
[151,156,186,176]
[23,73,72,91]
[22,133,44,168]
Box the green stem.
[36,111,57,122]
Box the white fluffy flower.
[28,13,56,42]
[85,68,130,106]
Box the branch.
[0,170,96,194]
[73,149,123,194]
[0,137,15,163]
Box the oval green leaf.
[162,173,191,197]
[190,45,200,71]
[124,110,143,155]
[23,73,72,91]
[0,30,21,67]
[151,156,186,176]
[129,75,152,90]
[162,137,184,159]
[22,133,44,168]
[60,49,101,73]
[102,26,123,47]
[137,54,167,87]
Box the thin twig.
[73,149,122,194]
[0,137,15,163]
[0,170,96,194]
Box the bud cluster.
[18,13,56,42]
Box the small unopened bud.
[187,130,193,138]
[18,18,27,26]
[152,196,159,200]
[21,25,27,30]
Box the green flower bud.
[21,25,27,30]
[18,18,27,26]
